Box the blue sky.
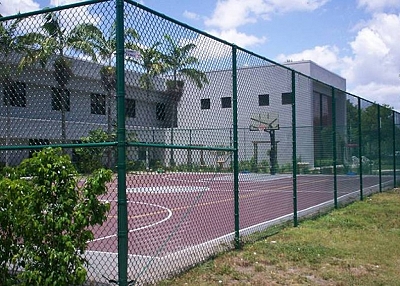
[2,0,400,111]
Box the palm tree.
[70,22,138,132]
[0,15,24,166]
[129,41,165,90]
[162,34,209,98]
[161,34,209,166]
[69,22,138,168]
[18,12,95,142]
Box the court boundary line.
[83,183,390,284]
[89,200,172,243]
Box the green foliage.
[130,41,165,90]
[74,129,113,174]
[0,148,111,285]
[238,158,270,173]
[162,34,209,90]
[127,160,146,172]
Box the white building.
[0,55,173,167]
[172,60,346,170]
[1,56,346,171]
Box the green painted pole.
[232,45,240,249]
[378,105,382,192]
[393,111,397,187]
[332,87,338,208]
[358,97,363,201]
[292,70,298,227]
[116,0,128,285]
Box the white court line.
[126,186,209,193]
[89,200,172,243]
[85,250,155,259]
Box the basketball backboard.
[249,112,279,131]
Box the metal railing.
[0,0,399,285]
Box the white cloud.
[350,82,400,110]
[342,13,400,110]
[205,0,329,30]
[273,12,400,111]
[183,10,200,20]
[208,28,267,47]
[343,13,400,84]
[202,0,327,49]
[358,0,400,12]
[179,34,232,62]
[275,45,344,72]
[0,0,40,16]
[50,0,85,6]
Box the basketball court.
[83,171,391,284]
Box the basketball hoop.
[249,112,279,132]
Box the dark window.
[201,98,210,110]
[221,97,231,108]
[138,147,146,161]
[90,93,106,115]
[281,92,292,105]
[313,91,321,126]
[258,94,269,106]
[51,87,70,111]
[125,98,135,118]
[156,103,166,121]
[3,81,26,107]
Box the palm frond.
[180,68,209,89]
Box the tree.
[130,41,165,90]
[162,34,208,94]
[161,34,209,165]
[0,148,111,285]
[70,21,138,123]
[69,22,138,167]
[0,16,23,166]
[18,11,95,142]
[74,128,114,173]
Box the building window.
[138,147,146,161]
[258,94,269,106]
[125,98,135,118]
[90,93,106,115]
[201,98,210,110]
[156,103,166,121]
[281,92,292,105]
[3,81,26,107]
[51,87,70,111]
[221,97,231,108]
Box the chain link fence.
[1,0,399,285]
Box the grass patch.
[159,189,400,285]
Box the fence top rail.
[1,0,399,116]
[0,0,108,21]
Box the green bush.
[74,129,113,174]
[0,148,112,285]
[127,160,146,172]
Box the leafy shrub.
[74,129,112,173]
[127,160,146,172]
[0,148,112,285]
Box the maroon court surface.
[87,172,391,258]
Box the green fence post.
[232,45,240,249]
[292,70,298,227]
[116,0,128,285]
[332,87,338,208]
[378,105,382,192]
[170,128,175,166]
[358,97,363,200]
[393,111,397,187]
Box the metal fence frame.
[1,0,399,285]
